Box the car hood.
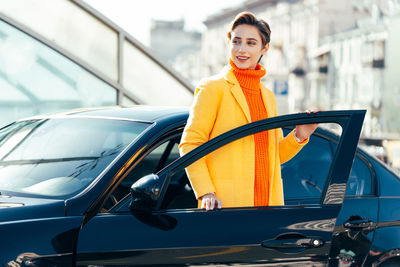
[0,194,65,223]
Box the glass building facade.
[0,0,193,127]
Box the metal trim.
[118,31,125,103]
[16,114,153,124]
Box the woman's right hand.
[200,192,222,211]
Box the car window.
[281,129,374,203]
[346,154,373,196]
[105,134,197,211]
[124,137,181,183]
[281,130,334,204]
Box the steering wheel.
[301,177,322,195]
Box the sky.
[83,0,245,45]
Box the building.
[311,0,400,136]
[150,19,203,85]
[201,0,368,114]
[0,0,194,127]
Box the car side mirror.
[129,174,161,212]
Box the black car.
[0,106,399,266]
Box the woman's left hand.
[295,111,319,142]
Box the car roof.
[18,106,190,123]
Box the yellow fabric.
[179,66,308,207]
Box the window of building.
[0,0,119,81]
[0,19,117,126]
[122,40,193,106]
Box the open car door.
[76,110,366,266]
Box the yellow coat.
[179,66,308,207]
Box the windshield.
[0,118,149,198]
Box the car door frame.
[155,110,366,209]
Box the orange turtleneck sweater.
[229,59,269,207]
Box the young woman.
[179,12,317,211]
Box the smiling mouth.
[237,56,249,61]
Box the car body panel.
[364,153,400,265]
[330,197,379,265]
[0,216,82,265]
[282,128,381,265]
[0,196,64,222]
[365,198,400,266]
[76,206,338,266]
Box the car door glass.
[162,143,197,210]
[164,140,181,166]
[104,135,187,210]
[315,137,373,197]
[281,129,334,204]
[346,154,373,196]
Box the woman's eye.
[248,41,256,46]
[232,40,239,44]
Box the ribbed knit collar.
[229,58,266,93]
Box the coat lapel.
[231,84,252,123]
[223,67,252,123]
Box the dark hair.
[227,11,271,46]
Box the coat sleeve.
[178,79,221,199]
[278,129,308,164]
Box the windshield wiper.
[0,157,100,166]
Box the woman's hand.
[295,111,319,142]
[200,192,222,211]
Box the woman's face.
[229,24,269,69]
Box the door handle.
[262,233,324,250]
[343,215,373,230]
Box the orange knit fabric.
[229,59,269,207]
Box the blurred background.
[0,0,399,171]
